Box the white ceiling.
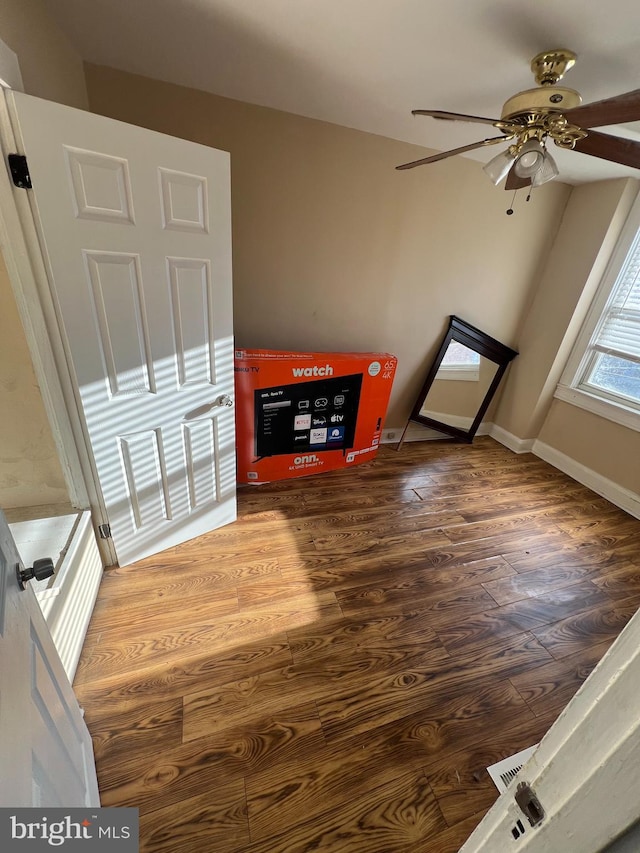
[43,0,640,185]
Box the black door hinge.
[8,154,32,189]
[98,523,112,540]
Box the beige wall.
[85,63,570,426]
[0,0,88,108]
[0,254,68,506]
[495,179,636,439]
[494,178,640,496]
[537,401,640,496]
[0,0,87,507]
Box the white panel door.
[0,510,99,806]
[9,92,236,566]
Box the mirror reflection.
[408,316,518,442]
[419,345,500,430]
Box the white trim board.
[0,91,89,509]
[489,424,535,454]
[532,440,640,520]
[9,511,103,682]
[390,422,640,521]
[383,421,493,444]
[0,89,118,565]
[0,39,23,92]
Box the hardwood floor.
[74,437,640,852]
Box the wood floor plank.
[315,633,551,742]
[440,510,571,546]
[336,577,498,621]
[414,476,590,503]
[99,703,324,813]
[300,501,462,529]
[279,551,515,595]
[331,679,537,777]
[482,563,599,605]
[182,632,450,743]
[74,636,293,707]
[139,779,249,853]
[530,598,639,659]
[509,639,613,717]
[245,767,446,853]
[423,707,559,827]
[75,593,340,685]
[74,437,638,853]
[420,812,490,853]
[87,588,240,639]
[288,614,448,671]
[435,580,611,654]
[590,561,640,600]
[245,739,427,842]
[302,486,423,511]
[501,540,618,574]
[97,558,280,601]
[85,697,183,766]
[310,525,452,554]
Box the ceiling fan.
[397,49,640,191]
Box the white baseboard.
[383,421,493,444]
[489,424,535,454]
[37,512,104,682]
[532,440,640,520]
[387,421,640,519]
[381,424,443,443]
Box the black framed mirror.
[407,316,518,442]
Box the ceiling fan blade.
[505,166,531,190]
[396,136,508,170]
[572,129,640,169]
[564,89,640,129]
[412,110,504,127]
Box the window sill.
[435,367,479,382]
[554,384,640,433]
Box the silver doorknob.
[216,394,234,407]
[16,557,55,590]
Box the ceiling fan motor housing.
[500,87,582,122]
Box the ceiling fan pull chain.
[506,190,517,215]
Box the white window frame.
[435,364,480,382]
[556,191,640,433]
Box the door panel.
[10,92,236,566]
[0,510,99,806]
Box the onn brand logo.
[294,454,319,464]
[292,364,334,377]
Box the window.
[437,341,480,381]
[557,192,640,430]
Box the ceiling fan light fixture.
[483,149,516,185]
[513,138,546,178]
[532,149,560,186]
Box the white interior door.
[0,510,99,806]
[8,92,236,566]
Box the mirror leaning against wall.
[407,316,518,442]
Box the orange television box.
[234,348,398,484]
